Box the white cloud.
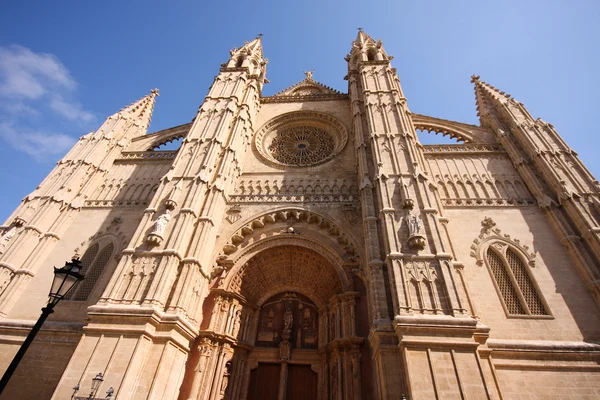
[50,95,95,122]
[0,121,76,161]
[0,45,95,161]
[0,45,76,99]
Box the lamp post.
[70,384,80,399]
[87,372,104,399]
[0,258,84,395]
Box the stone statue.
[283,308,294,334]
[303,69,314,80]
[407,213,422,237]
[232,310,242,338]
[151,212,171,236]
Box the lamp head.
[48,258,84,306]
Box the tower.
[0,32,599,400]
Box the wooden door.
[286,364,318,400]
[247,363,280,400]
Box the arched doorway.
[183,244,363,400]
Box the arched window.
[485,245,549,316]
[366,48,377,61]
[65,241,115,301]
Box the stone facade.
[0,32,599,400]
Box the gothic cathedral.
[1,32,599,400]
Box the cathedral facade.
[0,32,599,399]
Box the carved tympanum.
[256,292,318,350]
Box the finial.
[257,33,263,38]
[303,69,314,80]
[150,88,160,96]
[357,27,363,32]
[470,75,480,83]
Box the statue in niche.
[407,212,427,250]
[407,213,422,237]
[283,307,293,339]
[220,361,232,395]
[151,211,171,236]
[232,310,242,338]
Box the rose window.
[268,126,334,166]
[254,111,348,168]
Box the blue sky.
[1,1,599,222]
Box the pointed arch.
[470,217,550,317]
[66,240,116,302]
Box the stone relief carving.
[220,209,359,261]
[225,205,242,224]
[403,260,450,315]
[230,178,358,204]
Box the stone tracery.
[254,111,348,168]
[268,125,335,166]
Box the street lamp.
[88,372,104,399]
[0,258,84,394]
[71,384,80,400]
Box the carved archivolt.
[226,245,344,307]
[470,217,536,267]
[254,111,348,168]
[219,208,359,262]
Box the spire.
[353,29,377,48]
[226,36,265,68]
[346,29,392,67]
[119,88,159,131]
[471,75,515,125]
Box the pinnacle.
[353,29,377,48]
[230,36,264,59]
[471,75,516,126]
[119,89,159,131]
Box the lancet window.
[65,241,115,301]
[485,244,549,316]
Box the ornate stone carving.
[226,205,242,224]
[230,178,358,204]
[406,212,426,250]
[254,111,348,168]
[470,217,536,267]
[268,126,335,166]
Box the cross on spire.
[357,27,363,32]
